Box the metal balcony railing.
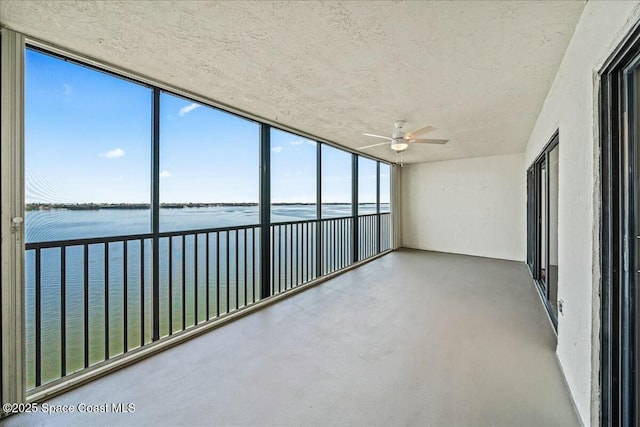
[24,212,391,390]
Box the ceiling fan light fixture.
[390,141,408,152]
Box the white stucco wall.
[400,153,525,261]
[523,2,640,425]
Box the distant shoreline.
[25,202,380,212]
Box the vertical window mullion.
[316,142,322,277]
[151,88,161,342]
[376,161,381,254]
[260,124,271,298]
[352,154,358,263]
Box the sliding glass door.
[601,42,640,426]
[526,133,559,329]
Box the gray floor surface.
[2,249,579,427]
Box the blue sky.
[25,49,389,205]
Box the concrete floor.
[3,249,579,427]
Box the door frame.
[599,20,640,427]
[526,131,559,330]
[0,28,26,413]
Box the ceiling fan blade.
[358,141,390,150]
[409,138,449,145]
[404,125,436,139]
[362,133,393,141]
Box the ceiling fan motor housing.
[393,120,407,139]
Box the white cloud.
[272,146,283,153]
[290,140,304,146]
[102,148,125,159]
[160,170,172,178]
[179,103,200,116]
[306,141,317,146]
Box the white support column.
[390,164,402,250]
[1,28,26,411]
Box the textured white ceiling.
[0,1,585,164]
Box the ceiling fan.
[359,120,448,152]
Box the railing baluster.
[328,221,331,273]
[307,223,310,280]
[252,228,256,303]
[364,216,368,258]
[381,215,384,250]
[345,219,348,266]
[365,216,368,258]
[216,232,220,318]
[368,216,371,257]
[182,234,186,330]
[361,217,364,259]
[345,219,348,267]
[324,222,328,273]
[320,223,323,274]
[124,241,128,352]
[84,244,89,368]
[371,216,374,256]
[336,219,340,269]
[325,221,328,273]
[194,234,198,325]
[278,226,282,293]
[296,223,300,286]
[370,216,373,256]
[104,242,109,360]
[368,216,370,255]
[169,237,173,335]
[244,229,247,307]
[60,246,66,377]
[340,219,353,266]
[362,217,365,258]
[236,229,239,310]
[206,233,210,320]
[346,219,349,267]
[140,239,145,347]
[284,225,288,290]
[340,219,344,268]
[226,230,230,314]
[340,219,352,267]
[332,219,338,271]
[35,248,42,387]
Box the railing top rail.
[357,213,382,218]
[157,223,260,238]
[323,215,354,221]
[25,223,262,250]
[270,218,319,226]
[26,213,390,250]
[271,215,363,226]
[25,232,155,250]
